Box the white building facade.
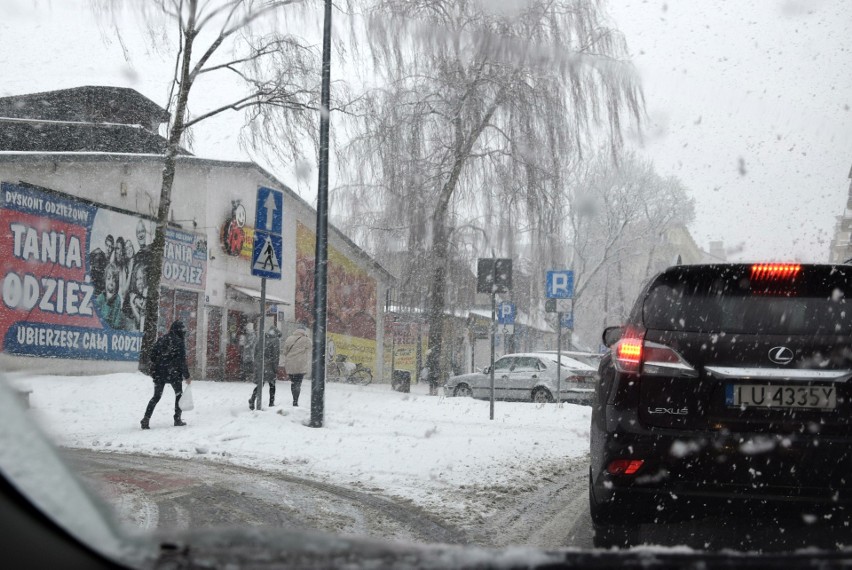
[0,153,392,380]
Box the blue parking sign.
[497,302,516,325]
[546,270,574,299]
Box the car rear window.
[642,265,852,335]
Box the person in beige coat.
[283,323,312,407]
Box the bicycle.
[346,363,373,386]
[326,355,372,385]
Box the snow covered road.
[64,448,467,544]
[11,372,595,546]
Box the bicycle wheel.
[349,368,372,386]
[326,362,343,382]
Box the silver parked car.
[445,352,598,404]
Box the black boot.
[174,416,187,427]
[249,397,255,410]
[141,417,150,430]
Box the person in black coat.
[141,320,191,429]
[249,327,281,409]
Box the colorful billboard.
[295,222,377,367]
[0,182,206,361]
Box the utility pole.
[309,0,333,428]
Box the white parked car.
[444,352,598,404]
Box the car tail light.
[751,263,801,280]
[613,326,697,378]
[614,326,645,373]
[607,459,644,476]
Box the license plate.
[725,384,836,409]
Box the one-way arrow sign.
[255,186,283,234]
[264,193,277,231]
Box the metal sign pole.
[556,311,562,406]
[490,291,496,421]
[255,278,267,411]
[489,251,497,421]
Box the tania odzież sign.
[0,182,206,361]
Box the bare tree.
[93,0,318,370]
[565,152,695,346]
[340,0,642,387]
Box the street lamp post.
[309,0,333,428]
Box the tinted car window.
[643,266,852,335]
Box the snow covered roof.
[0,86,170,126]
[0,117,183,154]
[468,308,554,334]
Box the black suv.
[590,263,852,547]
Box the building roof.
[0,86,183,155]
[0,86,170,126]
[0,151,394,284]
[0,118,175,154]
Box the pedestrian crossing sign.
[251,231,283,279]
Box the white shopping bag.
[180,383,195,412]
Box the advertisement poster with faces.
[295,222,377,368]
[0,182,206,361]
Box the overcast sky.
[1,0,850,262]
[608,0,851,261]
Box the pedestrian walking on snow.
[249,327,282,409]
[282,323,312,407]
[240,323,257,383]
[141,320,191,429]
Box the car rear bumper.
[591,419,852,522]
[596,483,852,524]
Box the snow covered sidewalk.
[12,373,592,516]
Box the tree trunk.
[138,28,196,374]
[425,210,448,395]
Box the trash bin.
[391,370,411,393]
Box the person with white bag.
[141,320,191,429]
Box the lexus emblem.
[768,346,794,365]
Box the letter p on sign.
[497,302,516,325]
[546,270,574,299]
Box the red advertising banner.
[0,182,206,361]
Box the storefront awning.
[227,285,290,306]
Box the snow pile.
[15,373,592,514]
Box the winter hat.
[171,320,186,337]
